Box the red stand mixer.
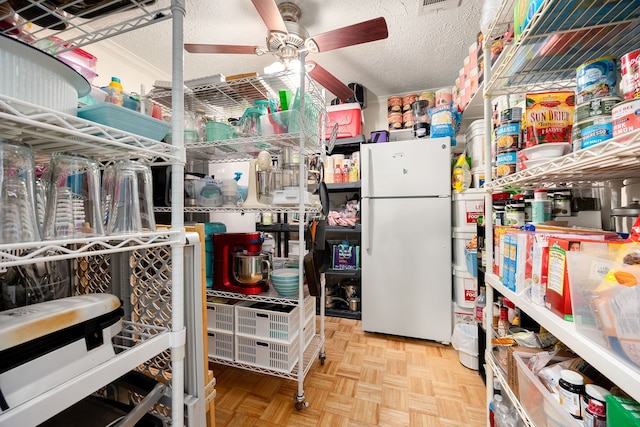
[213,232,270,294]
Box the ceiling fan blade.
[184,44,259,54]
[306,61,353,102]
[251,0,288,35]
[311,17,389,52]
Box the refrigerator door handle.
[363,197,372,253]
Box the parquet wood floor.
[211,317,487,426]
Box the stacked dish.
[517,143,570,171]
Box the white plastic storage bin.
[514,352,582,427]
[207,299,248,333]
[453,227,477,267]
[453,302,475,326]
[453,265,477,309]
[465,119,485,168]
[207,329,234,361]
[235,331,301,373]
[235,297,315,343]
[452,189,485,228]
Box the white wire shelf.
[484,129,640,190]
[486,273,640,404]
[0,320,171,426]
[206,288,312,307]
[209,334,324,381]
[485,0,640,96]
[0,95,181,165]
[0,0,173,53]
[149,70,326,120]
[0,229,181,269]
[184,133,322,162]
[486,352,535,427]
[156,205,322,215]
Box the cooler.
[0,294,123,411]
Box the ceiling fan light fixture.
[305,38,319,54]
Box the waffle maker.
[0,293,123,411]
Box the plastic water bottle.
[105,77,123,106]
[474,286,486,325]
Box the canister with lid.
[559,369,585,419]
[505,195,525,227]
[553,191,572,217]
[583,384,610,427]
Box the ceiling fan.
[184,0,389,102]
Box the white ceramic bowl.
[0,34,90,115]
[520,158,553,170]
[519,143,570,161]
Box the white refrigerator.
[361,138,452,343]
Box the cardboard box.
[332,243,360,270]
[546,237,611,321]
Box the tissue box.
[332,243,360,270]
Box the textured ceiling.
[110,0,482,98]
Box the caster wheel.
[320,355,326,365]
[295,402,304,410]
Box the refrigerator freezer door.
[361,196,452,342]
[361,138,451,198]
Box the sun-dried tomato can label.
[525,91,575,147]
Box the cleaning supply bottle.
[105,77,124,106]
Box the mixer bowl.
[232,252,270,285]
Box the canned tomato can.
[620,48,640,100]
[612,98,640,137]
[574,97,621,122]
[576,56,618,104]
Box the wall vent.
[419,0,462,15]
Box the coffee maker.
[213,232,270,294]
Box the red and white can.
[620,48,640,100]
[612,98,640,138]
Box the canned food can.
[388,112,403,130]
[403,110,414,129]
[496,122,522,153]
[620,48,640,100]
[388,96,403,112]
[581,122,613,149]
[435,87,453,105]
[500,107,523,124]
[402,93,418,110]
[576,56,618,104]
[418,91,435,108]
[612,98,640,138]
[574,97,621,122]
[572,116,612,144]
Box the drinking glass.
[104,160,156,235]
[42,152,104,239]
[0,139,40,243]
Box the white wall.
[88,38,170,94]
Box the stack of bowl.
[271,268,301,297]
